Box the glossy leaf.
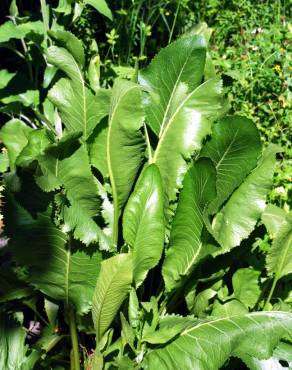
[47,46,110,139]
[162,158,217,291]
[266,212,292,281]
[92,254,133,341]
[201,116,262,214]
[211,145,280,253]
[144,312,292,370]
[107,79,145,215]
[139,35,207,136]
[123,164,165,287]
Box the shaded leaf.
[85,0,113,20]
[232,268,261,309]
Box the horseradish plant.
[0,25,291,370]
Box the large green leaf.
[211,145,280,253]
[266,212,292,281]
[162,158,217,291]
[106,79,145,217]
[123,164,165,287]
[201,116,262,214]
[140,36,222,213]
[139,35,207,136]
[47,46,110,139]
[0,119,32,170]
[88,119,108,178]
[92,254,133,341]
[7,202,102,314]
[143,312,292,370]
[152,77,222,214]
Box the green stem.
[67,306,81,370]
[112,199,119,247]
[143,122,152,163]
[40,0,49,44]
[264,277,278,310]
[168,1,180,44]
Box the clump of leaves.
[0,3,292,370]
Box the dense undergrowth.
[0,1,291,370]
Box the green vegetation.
[0,1,291,369]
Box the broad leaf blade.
[139,35,207,136]
[123,164,165,287]
[144,312,292,370]
[162,158,217,291]
[107,79,145,214]
[212,145,280,253]
[92,254,133,341]
[7,202,102,314]
[85,0,112,20]
[262,204,287,237]
[47,46,110,139]
[232,268,261,309]
[201,116,262,214]
[153,78,223,214]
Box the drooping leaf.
[211,145,281,253]
[92,254,133,341]
[48,30,85,67]
[262,204,288,237]
[88,119,108,178]
[144,312,292,370]
[123,164,165,287]
[162,158,217,291]
[85,0,113,20]
[0,90,39,108]
[47,46,110,139]
[0,69,16,89]
[106,79,145,215]
[232,268,261,309]
[7,202,102,314]
[266,212,292,281]
[201,116,262,214]
[0,119,32,170]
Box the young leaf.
[201,116,262,214]
[92,254,133,341]
[211,145,281,253]
[266,212,292,281]
[162,158,217,291]
[144,312,292,370]
[47,46,110,139]
[123,164,165,287]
